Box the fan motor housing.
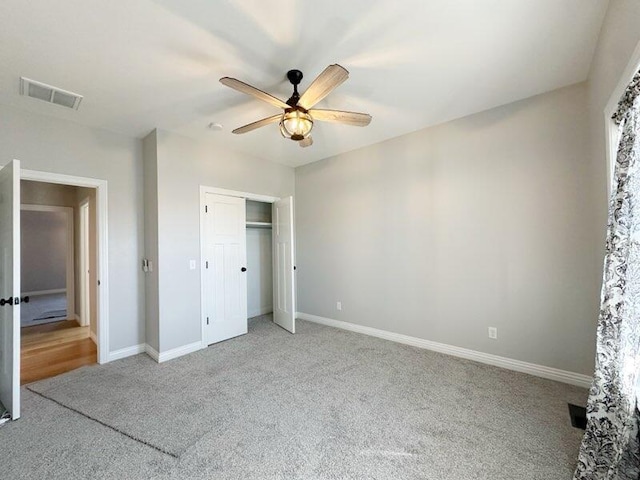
[287,69,303,85]
[286,69,304,107]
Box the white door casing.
[0,160,20,420]
[202,193,248,345]
[273,196,295,334]
[79,201,90,327]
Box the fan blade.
[299,136,313,148]
[298,64,349,110]
[220,77,289,109]
[232,114,282,134]
[309,109,372,127]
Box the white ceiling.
[0,0,609,167]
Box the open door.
[0,160,20,421]
[272,196,295,333]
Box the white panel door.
[203,193,247,345]
[0,160,20,420]
[273,196,295,333]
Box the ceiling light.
[279,109,313,141]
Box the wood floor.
[21,320,97,385]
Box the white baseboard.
[145,344,159,362]
[296,312,593,389]
[248,305,273,318]
[75,314,90,327]
[23,288,66,296]
[108,343,145,362]
[89,330,97,345]
[145,341,202,364]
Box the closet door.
[203,193,248,345]
[272,196,295,333]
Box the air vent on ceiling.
[20,77,83,110]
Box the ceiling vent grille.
[20,77,83,110]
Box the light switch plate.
[189,260,196,270]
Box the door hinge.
[206,261,209,269]
[206,316,209,325]
[205,205,208,213]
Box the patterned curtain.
[574,71,640,479]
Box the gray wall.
[148,129,294,353]
[247,227,273,318]
[296,83,599,375]
[143,131,160,352]
[21,210,67,292]
[0,105,144,352]
[20,181,78,294]
[246,201,273,318]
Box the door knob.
[0,297,13,306]
[21,296,30,304]
[241,267,247,272]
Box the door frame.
[20,204,75,321]
[21,168,109,364]
[199,186,279,349]
[78,199,91,329]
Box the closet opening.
[246,200,273,320]
[200,187,295,348]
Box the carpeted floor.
[1,315,588,479]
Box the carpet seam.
[26,387,180,459]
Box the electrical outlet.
[488,327,498,339]
[337,301,342,311]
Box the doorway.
[0,161,109,421]
[21,168,110,367]
[19,180,98,384]
[199,187,296,348]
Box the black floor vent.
[568,403,587,430]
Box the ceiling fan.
[219,64,372,148]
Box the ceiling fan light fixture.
[279,109,313,141]
[221,64,370,147]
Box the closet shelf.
[246,221,272,229]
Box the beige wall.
[21,180,77,207]
[296,83,599,375]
